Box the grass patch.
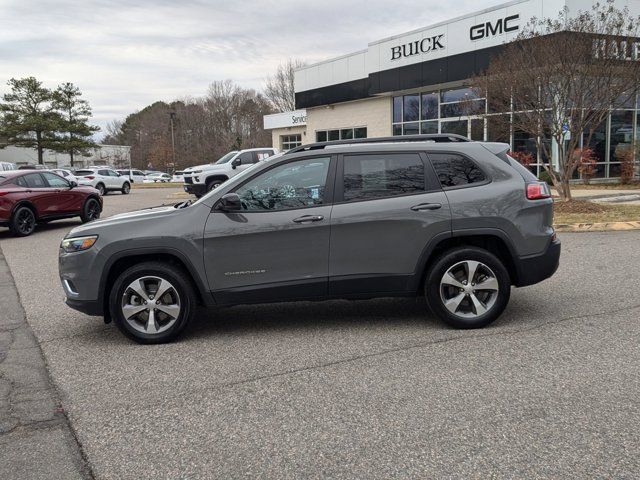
[554,200,640,224]
[562,182,640,190]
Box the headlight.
[60,235,98,253]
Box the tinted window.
[98,169,109,176]
[42,172,70,188]
[24,173,47,188]
[235,157,330,211]
[238,152,255,165]
[343,154,425,201]
[15,176,27,187]
[430,153,486,187]
[76,170,94,175]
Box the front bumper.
[183,183,206,196]
[514,238,561,287]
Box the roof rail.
[285,134,471,154]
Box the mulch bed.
[552,200,608,214]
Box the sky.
[0,0,500,137]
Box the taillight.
[526,182,551,200]
[85,175,95,180]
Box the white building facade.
[0,144,132,169]
[264,0,640,180]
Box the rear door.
[203,155,335,304]
[328,151,451,295]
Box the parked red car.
[0,171,102,237]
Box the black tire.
[9,206,37,237]
[424,247,511,329]
[121,182,131,194]
[80,197,101,223]
[206,179,224,192]
[95,183,106,196]
[109,261,196,344]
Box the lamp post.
[168,111,176,172]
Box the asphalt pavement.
[1,187,639,479]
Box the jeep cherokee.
[59,135,560,343]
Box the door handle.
[292,215,324,223]
[411,203,442,211]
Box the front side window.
[237,152,255,165]
[429,153,486,188]
[24,173,47,188]
[343,153,425,202]
[42,172,70,188]
[235,157,330,211]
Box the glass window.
[316,131,327,142]
[15,176,27,188]
[470,119,484,140]
[486,115,510,143]
[610,110,635,164]
[281,134,302,150]
[343,153,425,201]
[430,153,486,187]
[441,103,463,118]
[421,121,438,134]
[393,124,402,136]
[441,87,477,103]
[403,94,420,122]
[328,130,340,141]
[421,93,438,120]
[403,122,419,135]
[237,152,255,165]
[24,173,47,188]
[354,127,367,139]
[393,97,402,123]
[441,120,468,137]
[42,172,70,188]
[98,169,109,176]
[235,157,330,211]
[341,128,353,140]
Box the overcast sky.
[0,0,500,136]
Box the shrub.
[538,169,557,186]
[617,146,636,184]
[508,150,535,166]
[574,147,598,185]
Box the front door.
[40,172,78,214]
[328,151,451,295]
[203,155,335,304]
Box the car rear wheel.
[425,247,510,329]
[80,198,101,223]
[121,182,130,194]
[10,206,37,237]
[109,262,196,344]
[96,183,106,196]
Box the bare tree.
[472,1,640,201]
[264,58,306,112]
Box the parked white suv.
[50,168,77,183]
[183,148,278,197]
[116,169,147,183]
[76,167,131,195]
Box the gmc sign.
[470,14,519,41]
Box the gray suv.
[59,135,560,343]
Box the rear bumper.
[514,238,561,287]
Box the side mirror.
[69,180,78,188]
[231,158,241,169]
[217,193,242,211]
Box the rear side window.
[343,153,425,201]
[429,153,486,188]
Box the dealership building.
[264,0,640,179]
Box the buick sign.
[391,34,445,60]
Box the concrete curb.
[554,221,640,232]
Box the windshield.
[214,151,238,165]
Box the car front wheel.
[121,182,130,194]
[109,262,196,344]
[80,197,101,223]
[425,247,511,329]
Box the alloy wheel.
[16,209,35,235]
[121,276,181,335]
[86,200,100,220]
[439,260,499,318]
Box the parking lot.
[1,187,640,479]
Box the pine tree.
[51,82,99,167]
[0,77,62,164]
